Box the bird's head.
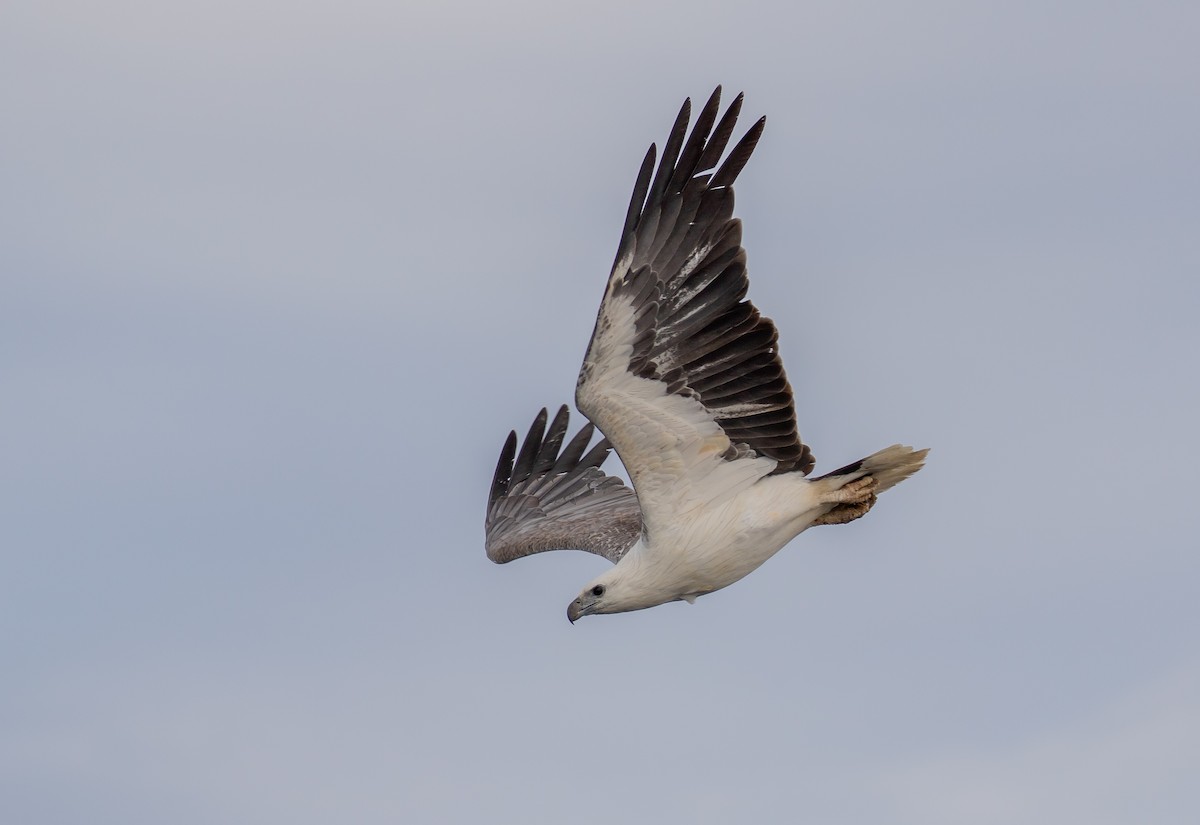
[567,563,667,622]
[567,580,611,623]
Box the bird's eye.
[591,585,605,597]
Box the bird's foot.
[812,476,878,527]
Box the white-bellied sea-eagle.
[484,88,928,622]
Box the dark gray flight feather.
[485,406,642,565]
[591,87,815,475]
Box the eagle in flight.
[484,88,927,622]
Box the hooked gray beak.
[567,598,584,624]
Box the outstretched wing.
[576,88,814,537]
[485,406,642,565]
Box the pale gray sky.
[2,1,1198,823]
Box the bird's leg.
[812,476,877,527]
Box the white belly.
[628,472,823,600]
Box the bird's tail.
[815,444,929,494]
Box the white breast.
[622,471,824,603]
